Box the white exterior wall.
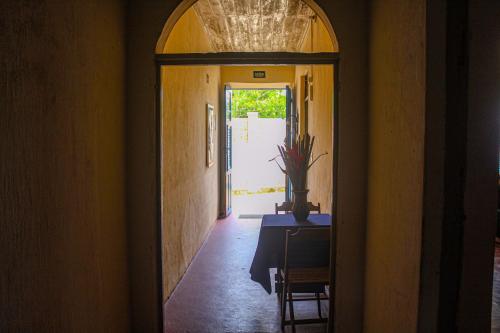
[232,113,286,192]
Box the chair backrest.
[275,201,321,214]
[275,201,293,214]
[284,228,330,269]
[307,202,321,214]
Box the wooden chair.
[274,201,292,296]
[307,202,321,214]
[280,228,330,332]
[274,201,322,298]
[275,201,321,214]
[275,201,293,214]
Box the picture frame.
[206,103,216,167]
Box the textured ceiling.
[193,0,314,52]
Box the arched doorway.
[155,0,338,54]
[156,1,340,332]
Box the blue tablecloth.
[249,214,331,294]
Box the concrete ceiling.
[193,0,314,52]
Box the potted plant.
[270,134,327,221]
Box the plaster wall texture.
[161,5,220,300]
[127,1,369,331]
[164,7,210,53]
[161,66,220,300]
[364,0,425,332]
[221,66,295,85]
[295,17,334,220]
[0,1,129,332]
[301,14,338,53]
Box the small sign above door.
[253,71,266,78]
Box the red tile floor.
[163,215,328,333]
[492,243,500,332]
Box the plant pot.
[292,189,310,222]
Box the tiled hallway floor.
[164,215,328,333]
[232,192,286,216]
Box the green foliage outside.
[232,89,286,119]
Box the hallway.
[163,215,328,333]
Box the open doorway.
[159,59,336,333]
[159,59,337,332]
[221,85,295,218]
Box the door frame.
[285,85,295,202]
[155,51,340,333]
[220,85,294,215]
[220,84,232,218]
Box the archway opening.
[156,1,339,332]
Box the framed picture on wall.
[206,103,216,167]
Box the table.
[249,213,331,294]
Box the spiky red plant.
[270,134,327,190]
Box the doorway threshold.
[238,214,264,219]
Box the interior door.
[285,86,296,202]
[219,85,232,217]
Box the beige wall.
[221,66,295,85]
[161,66,220,299]
[164,7,211,53]
[0,1,129,332]
[127,1,369,332]
[161,5,220,300]
[301,16,337,53]
[295,17,334,214]
[364,0,425,332]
